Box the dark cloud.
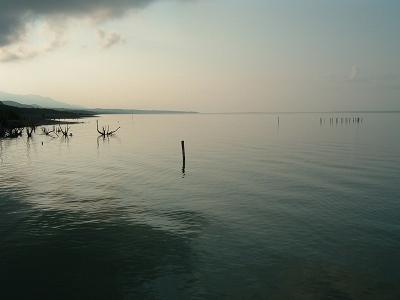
[0,0,158,47]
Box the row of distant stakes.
[0,120,120,139]
[273,116,364,128]
[320,116,364,126]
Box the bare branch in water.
[59,124,71,137]
[97,120,120,137]
[0,126,23,138]
[26,126,35,138]
[41,127,55,136]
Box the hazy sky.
[0,0,399,112]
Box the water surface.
[1,113,400,299]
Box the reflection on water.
[1,113,400,299]
[97,135,122,150]
[0,193,204,299]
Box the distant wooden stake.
[181,140,186,172]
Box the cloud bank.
[0,0,161,61]
[0,0,160,46]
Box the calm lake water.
[1,113,400,299]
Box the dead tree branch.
[97,120,120,137]
[41,127,55,136]
[59,124,71,137]
[26,126,35,138]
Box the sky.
[0,0,399,112]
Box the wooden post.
[181,140,186,172]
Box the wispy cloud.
[97,29,124,49]
[323,65,400,90]
[0,48,37,62]
[348,65,359,81]
[323,64,363,83]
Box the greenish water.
[0,113,399,299]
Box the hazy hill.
[0,91,86,110]
[1,100,38,109]
[0,91,198,114]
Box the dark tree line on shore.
[0,101,93,139]
[1,102,122,140]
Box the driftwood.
[96,120,120,137]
